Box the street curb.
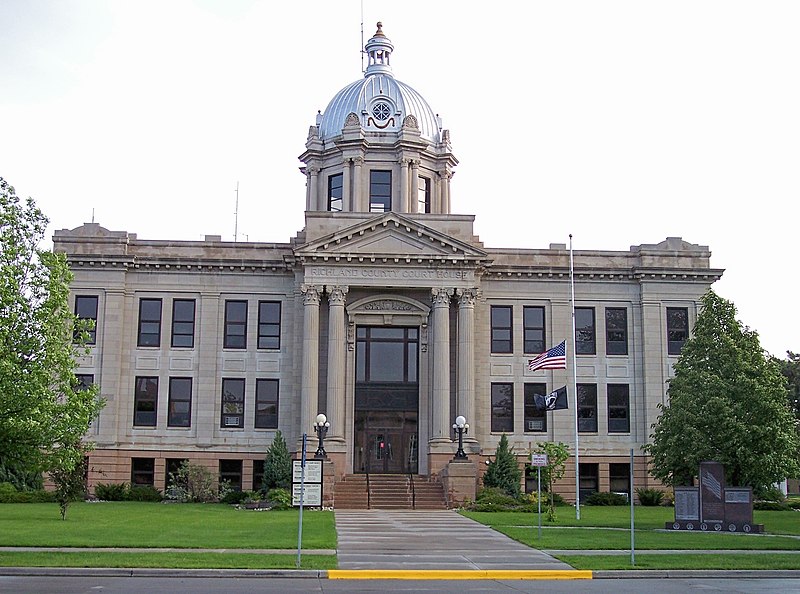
[328,569,592,580]
[0,567,325,579]
[593,569,800,579]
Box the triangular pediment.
[295,213,488,263]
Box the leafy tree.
[483,433,522,498]
[645,290,800,491]
[774,351,800,420]
[263,431,292,492]
[531,441,570,521]
[0,177,104,480]
[167,460,217,503]
[49,444,88,520]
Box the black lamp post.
[314,413,330,459]
[452,415,469,460]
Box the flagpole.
[570,234,580,521]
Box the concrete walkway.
[334,509,573,570]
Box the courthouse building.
[54,24,722,504]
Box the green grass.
[0,551,336,570]
[558,553,800,571]
[0,503,336,549]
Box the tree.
[645,290,800,492]
[531,441,570,521]
[263,431,292,492]
[50,443,88,520]
[483,434,522,498]
[774,351,800,420]
[0,177,103,480]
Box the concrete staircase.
[333,474,447,510]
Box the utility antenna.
[91,208,95,224]
[233,181,239,242]
[360,0,365,73]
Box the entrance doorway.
[354,326,419,474]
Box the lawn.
[0,502,336,549]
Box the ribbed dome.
[317,23,441,143]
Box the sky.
[1,0,798,358]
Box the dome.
[317,23,441,143]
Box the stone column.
[410,160,420,213]
[430,287,454,442]
[353,157,364,211]
[399,158,410,213]
[326,285,348,443]
[300,285,321,441]
[442,170,452,214]
[307,166,321,211]
[342,159,351,212]
[456,288,478,427]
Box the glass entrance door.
[354,411,418,474]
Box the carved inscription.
[307,266,473,281]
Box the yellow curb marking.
[328,569,592,580]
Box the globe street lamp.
[314,413,330,459]
[452,415,469,460]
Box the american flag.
[528,340,567,372]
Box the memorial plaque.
[699,461,725,523]
[674,487,700,521]
[724,487,753,525]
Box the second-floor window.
[607,384,630,433]
[167,377,192,428]
[577,383,597,432]
[137,298,162,347]
[255,379,279,429]
[224,300,247,349]
[133,376,158,427]
[491,383,514,432]
[221,378,245,428]
[575,307,596,355]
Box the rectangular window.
[74,295,98,344]
[491,383,514,433]
[605,307,628,355]
[133,376,158,427]
[171,299,196,348]
[369,170,392,212]
[221,378,245,428]
[523,306,545,354]
[257,301,281,350]
[219,459,243,492]
[575,307,596,355]
[577,383,597,433]
[131,457,155,487]
[165,458,187,489]
[579,462,599,502]
[253,460,265,492]
[167,377,192,428]
[328,173,343,212]
[255,379,279,429]
[75,374,94,391]
[417,176,431,213]
[523,383,547,433]
[490,305,513,354]
[610,463,631,500]
[607,384,630,433]
[137,298,162,347]
[224,300,247,349]
[667,307,689,355]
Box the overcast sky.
[1,0,797,357]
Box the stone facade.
[53,24,723,503]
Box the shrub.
[263,431,292,492]
[0,482,16,498]
[126,485,163,502]
[94,482,129,501]
[788,499,800,510]
[756,487,787,503]
[266,488,292,510]
[754,500,791,511]
[167,461,217,503]
[221,489,248,505]
[584,491,629,506]
[636,487,666,506]
[0,489,57,503]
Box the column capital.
[307,166,321,175]
[456,288,479,308]
[352,156,364,166]
[431,287,454,307]
[399,157,412,166]
[301,284,322,306]
[326,285,349,305]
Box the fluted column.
[300,285,321,441]
[326,285,348,442]
[410,160,420,213]
[442,170,452,214]
[399,158,410,213]
[457,288,478,429]
[430,287,454,442]
[353,157,364,211]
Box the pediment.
[295,213,488,263]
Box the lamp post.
[314,413,330,459]
[452,415,469,460]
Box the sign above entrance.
[305,265,475,286]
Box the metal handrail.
[365,444,371,509]
[407,459,416,509]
